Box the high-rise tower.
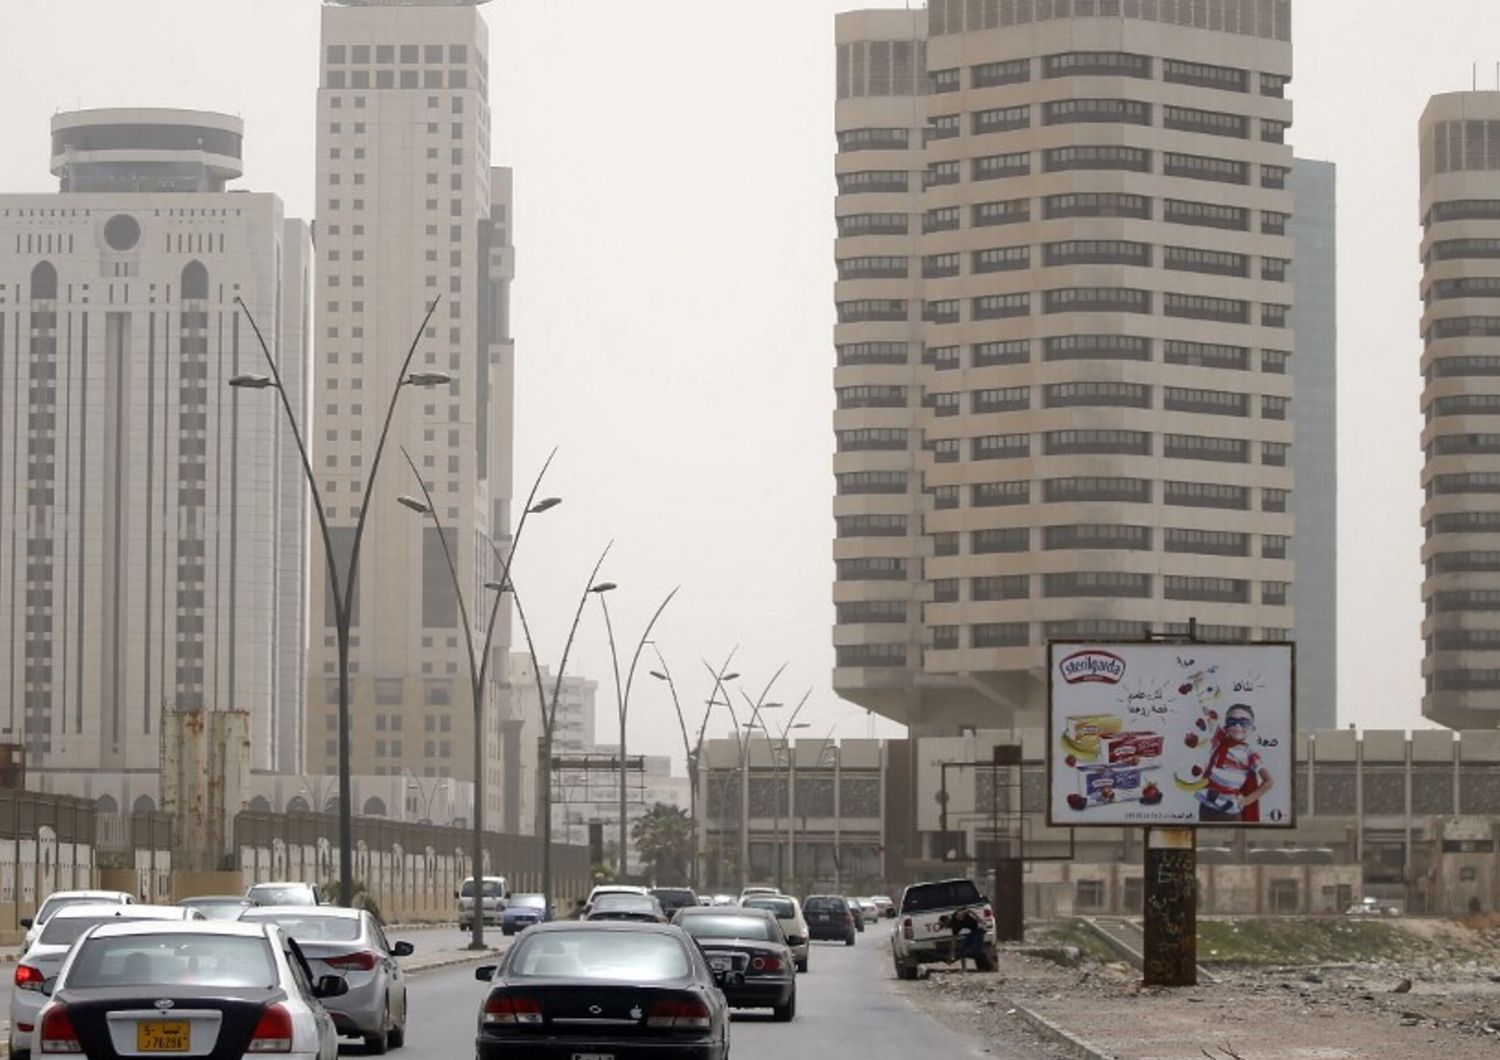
[833,1,1295,733]
[312,0,516,818]
[0,109,310,805]
[1419,92,1500,729]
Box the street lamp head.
[589,582,618,594]
[483,580,510,592]
[396,495,431,515]
[722,672,741,682]
[404,371,453,387]
[529,496,562,514]
[649,671,668,681]
[228,374,276,390]
[760,702,784,710]
[789,723,812,730]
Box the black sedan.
[803,894,857,945]
[584,892,668,923]
[672,907,796,1021]
[474,921,731,1059]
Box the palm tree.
[630,803,695,884]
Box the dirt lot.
[894,917,1500,1060]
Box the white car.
[35,919,343,1060]
[739,885,780,902]
[581,884,648,917]
[741,894,811,972]
[20,889,134,950]
[11,904,200,1058]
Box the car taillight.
[748,955,783,973]
[248,1003,293,1053]
[322,950,378,972]
[39,1006,83,1054]
[982,905,994,922]
[15,964,45,991]
[646,998,712,1030]
[901,916,913,940]
[482,994,543,1026]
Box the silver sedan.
[239,906,413,1053]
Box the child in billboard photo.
[1197,704,1275,822]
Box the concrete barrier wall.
[233,811,593,922]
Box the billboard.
[1047,641,1294,828]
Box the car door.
[286,937,337,1060]
[371,917,405,1025]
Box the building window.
[1044,430,1151,456]
[837,170,910,195]
[836,471,908,495]
[1163,58,1248,92]
[923,344,961,369]
[972,575,1030,601]
[835,557,908,581]
[1043,287,1151,314]
[1163,481,1249,510]
[1044,381,1150,409]
[930,68,960,94]
[972,246,1029,273]
[971,481,1031,507]
[923,299,962,324]
[972,106,1030,135]
[1163,293,1249,324]
[1165,528,1250,557]
[1164,198,1248,231]
[1164,576,1249,604]
[836,385,907,409]
[1045,240,1152,267]
[972,434,1030,460]
[972,152,1031,181]
[1043,98,1151,126]
[972,199,1030,226]
[1044,477,1151,503]
[1164,245,1248,277]
[1163,434,1249,463]
[1045,571,1151,599]
[1263,488,1289,512]
[1262,395,1290,420]
[1044,192,1150,220]
[923,253,962,279]
[838,255,909,279]
[972,293,1030,320]
[927,113,961,141]
[972,387,1029,413]
[837,127,910,153]
[836,429,908,453]
[1044,51,1151,78]
[837,213,909,237]
[971,623,1030,648]
[1044,335,1151,362]
[1044,524,1152,551]
[924,161,960,189]
[1163,107,1249,140]
[836,514,908,539]
[837,342,910,366]
[972,57,1031,87]
[1165,340,1249,371]
[1043,145,1151,173]
[924,207,961,233]
[972,340,1029,366]
[972,528,1029,554]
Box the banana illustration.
[1174,774,1209,793]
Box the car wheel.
[893,956,917,980]
[388,1021,406,1050]
[795,957,808,973]
[772,992,796,1022]
[845,932,856,946]
[501,924,514,936]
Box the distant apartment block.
[832,4,1296,733]
[1420,92,1500,729]
[0,109,310,810]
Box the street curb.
[1008,1000,1117,1060]
[403,947,504,976]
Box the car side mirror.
[391,941,414,957]
[314,975,348,999]
[505,890,512,900]
[19,917,32,929]
[475,965,497,982]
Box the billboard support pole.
[1142,825,1197,986]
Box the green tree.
[631,803,694,884]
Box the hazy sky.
[3,1,1495,770]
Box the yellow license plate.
[137,1020,190,1052]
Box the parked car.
[20,890,134,950]
[891,877,997,979]
[582,884,649,917]
[845,897,865,932]
[709,894,738,907]
[739,885,779,902]
[802,894,857,946]
[650,887,699,917]
[1345,897,1402,916]
[34,919,345,1060]
[585,892,668,924]
[176,895,255,920]
[474,922,731,1059]
[870,895,896,919]
[672,906,796,1020]
[856,898,879,926]
[500,893,550,935]
[459,876,511,932]
[741,894,811,972]
[245,880,322,907]
[11,904,199,1059]
[240,905,413,1053]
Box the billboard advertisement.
[1047,641,1294,828]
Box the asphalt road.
[387,932,1034,1059]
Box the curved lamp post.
[746,690,812,892]
[397,448,558,949]
[649,647,738,888]
[597,587,679,880]
[233,296,443,907]
[734,667,788,890]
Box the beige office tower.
[1419,92,1500,728]
[312,0,517,821]
[833,2,1295,733]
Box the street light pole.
[234,297,443,908]
[695,655,740,889]
[736,666,787,890]
[597,588,679,882]
[398,449,558,949]
[746,692,811,893]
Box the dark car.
[650,887,699,917]
[803,895,856,945]
[586,893,667,924]
[845,897,865,932]
[672,906,796,1021]
[473,922,730,1060]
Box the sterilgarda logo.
[1058,649,1126,685]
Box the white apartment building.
[833,3,1296,734]
[1419,92,1500,729]
[0,108,310,809]
[310,0,517,822]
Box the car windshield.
[510,895,546,910]
[677,915,776,942]
[744,897,795,918]
[247,886,314,905]
[239,912,361,942]
[593,894,655,912]
[41,916,157,947]
[66,934,277,989]
[509,930,688,981]
[182,901,248,920]
[461,880,504,898]
[38,896,116,924]
[901,880,984,914]
[804,897,844,912]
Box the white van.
[458,875,510,931]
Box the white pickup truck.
[890,877,997,978]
